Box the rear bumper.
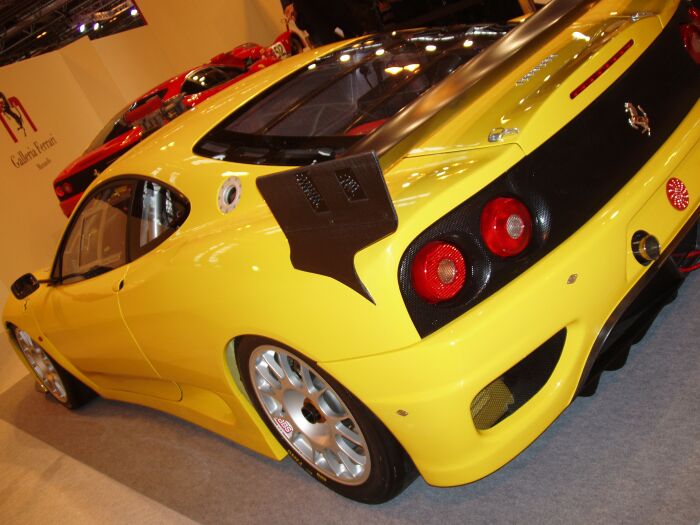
[322,99,700,487]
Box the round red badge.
[666,178,689,211]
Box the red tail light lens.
[481,197,532,257]
[681,7,700,64]
[411,241,466,303]
[62,182,73,194]
[54,185,65,197]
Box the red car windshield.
[84,105,134,153]
[194,25,509,165]
[84,89,169,153]
[181,66,244,95]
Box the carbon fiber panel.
[399,4,700,337]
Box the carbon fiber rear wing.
[256,152,397,302]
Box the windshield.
[84,105,133,153]
[181,66,244,95]
[84,89,169,153]
[194,25,510,165]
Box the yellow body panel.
[3,0,699,485]
[325,101,700,484]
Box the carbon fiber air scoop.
[256,152,397,303]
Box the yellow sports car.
[4,0,700,504]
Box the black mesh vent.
[399,4,700,337]
[336,168,367,202]
[295,172,328,213]
[471,329,566,430]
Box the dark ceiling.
[0,0,146,67]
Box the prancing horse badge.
[624,102,651,136]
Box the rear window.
[194,25,509,166]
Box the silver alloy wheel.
[249,344,371,485]
[14,328,68,403]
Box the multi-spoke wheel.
[250,344,371,484]
[237,337,415,503]
[13,327,94,409]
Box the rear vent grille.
[471,329,566,430]
[295,172,328,213]
[336,168,367,202]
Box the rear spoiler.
[256,152,397,302]
[257,0,600,301]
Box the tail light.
[681,7,700,64]
[54,185,65,197]
[63,182,74,195]
[411,241,466,303]
[480,197,532,257]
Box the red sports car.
[53,31,304,217]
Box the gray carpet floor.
[0,273,698,525]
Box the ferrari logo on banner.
[1,90,57,170]
[0,92,38,143]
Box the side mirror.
[11,273,40,300]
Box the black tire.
[236,336,416,503]
[12,327,95,409]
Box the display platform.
[1,272,698,523]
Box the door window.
[60,183,133,284]
[129,180,189,258]
[55,178,189,284]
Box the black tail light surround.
[399,179,552,337]
[399,3,700,337]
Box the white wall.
[136,0,286,73]
[0,47,110,284]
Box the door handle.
[112,279,125,292]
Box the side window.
[60,183,133,284]
[129,180,188,258]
